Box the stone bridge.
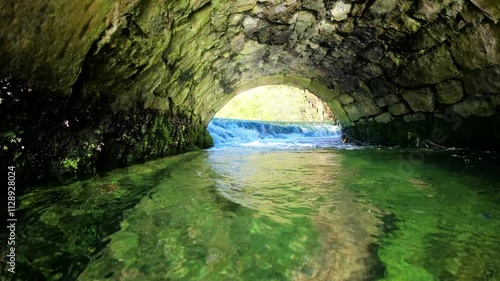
[0,0,499,180]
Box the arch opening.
[215,85,335,122]
[207,84,345,148]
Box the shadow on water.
[2,152,202,280]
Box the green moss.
[0,74,215,185]
[308,80,340,101]
[341,113,500,149]
[62,158,80,170]
[0,0,114,91]
[327,99,350,123]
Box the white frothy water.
[207,118,353,149]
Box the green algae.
[9,151,203,280]
[340,148,500,280]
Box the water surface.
[5,119,500,281]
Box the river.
[7,118,500,280]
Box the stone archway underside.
[1,0,499,180]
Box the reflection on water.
[210,150,384,280]
[7,146,500,281]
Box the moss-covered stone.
[450,24,500,70]
[327,99,350,123]
[344,98,382,122]
[0,0,114,92]
[402,88,435,112]
[374,112,392,123]
[369,0,398,15]
[388,103,410,116]
[1,0,500,184]
[343,113,500,149]
[435,80,464,104]
[469,0,500,22]
[395,45,460,87]
[404,112,427,122]
[461,65,500,96]
[337,93,355,105]
[450,98,495,117]
[0,74,211,185]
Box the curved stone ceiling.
[1,0,499,179]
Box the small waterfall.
[207,117,344,149]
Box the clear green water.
[5,147,500,281]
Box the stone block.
[404,113,426,122]
[388,102,410,116]
[302,0,327,15]
[294,11,316,35]
[192,0,213,11]
[343,98,382,121]
[344,103,363,121]
[385,94,399,105]
[491,95,500,106]
[395,45,460,87]
[337,93,355,105]
[374,112,392,123]
[360,42,385,63]
[234,0,257,12]
[243,16,260,37]
[328,99,351,123]
[450,24,500,70]
[231,34,245,52]
[351,91,372,101]
[470,0,500,23]
[462,65,500,96]
[375,97,387,107]
[402,88,435,112]
[329,0,352,21]
[435,80,464,104]
[451,98,495,117]
[414,0,444,21]
[357,98,383,116]
[369,0,398,14]
[427,19,455,43]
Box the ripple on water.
[12,148,500,281]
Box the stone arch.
[1,0,500,181]
[205,75,347,125]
